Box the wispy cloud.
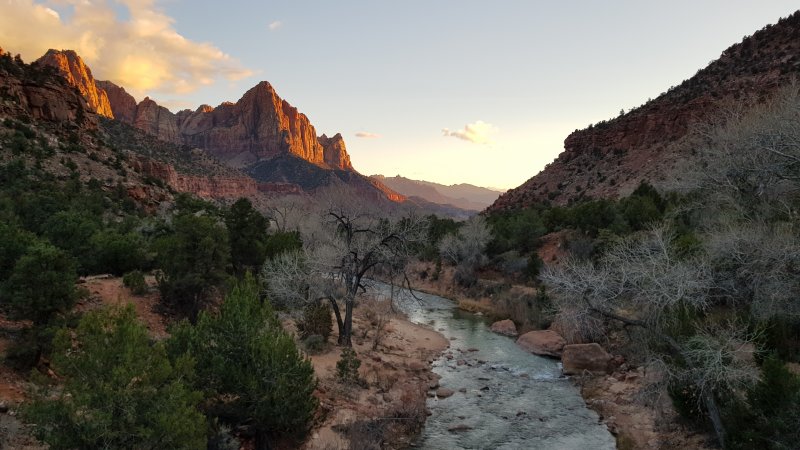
[442,120,498,145]
[355,131,381,139]
[0,0,253,98]
[268,20,283,31]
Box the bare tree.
[438,215,491,286]
[676,83,800,222]
[540,224,760,447]
[262,185,427,346]
[264,195,311,232]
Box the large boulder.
[516,330,565,357]
[490,319,518,337]
[562,343,612,375]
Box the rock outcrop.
[133,97,182,144]
[35,49,113,118]
[318,133,353,170]
[488,11,800,211]
[515,330,566,357]
[129,157,258,199]
[0,56,93,125]
[562,343,612,375]
[96,80,137,124]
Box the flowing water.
[372,283,615,450]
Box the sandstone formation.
[97,79,356,172]
[318,133,353,170]
[488,11,800,211]
[34,49,401,202]
[35,49,113,118]
[130,158,258,199]
[0,55,93,125]
[133,97,182,144]
[515,330,566,357]
[489,319,518,337]
[561,343,612,375]
[96,80,138,125]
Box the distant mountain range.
[32,48,404,202]
[371,175,504,211]
[488,10,800,212]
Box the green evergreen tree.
[154,214,230,319]
[225,198,269,273]
[25,307,206,449]
[3,242,77,326]
[168,276,317,450]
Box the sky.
[2,1,799,190]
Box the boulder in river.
[490,319,518,337]
[436,388,455,398]
[516,330,566,357]
[562,343,612,375]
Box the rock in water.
[516,330,566,357]
[490,319,518,337]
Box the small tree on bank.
[167,276,317,450]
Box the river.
[371,282,616,450]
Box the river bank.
[301,298,449,449]
[401,260,715,449]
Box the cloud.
[442,120,498,144]
[355,131,381,139]
[268,20,282,31]
[0,0,253,98]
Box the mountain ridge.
[488,10,800,212]
[31,48,403,203]
[371,174,503,211]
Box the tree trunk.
[702,390,726,449]
[339,299,354,346]
[328,298,345,342]
[254,429,271,450]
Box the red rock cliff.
[36,49,113,118]
[96,80,137,124]
[319,133,353,170]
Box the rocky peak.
[96,80,137,124]
[134,97,181,144]
[318,133,353,170]
[36,49,114,118]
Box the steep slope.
[372,175,502,211]
[489,11,800,211]
[35,49,114,118]
[0,49,258,205]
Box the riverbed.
[372,282,615,450]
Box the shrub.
[336,347,363,386]
[302,334,327,354]
[297,301,333,340]
[25,307,207,449]
[122,270,148,295]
